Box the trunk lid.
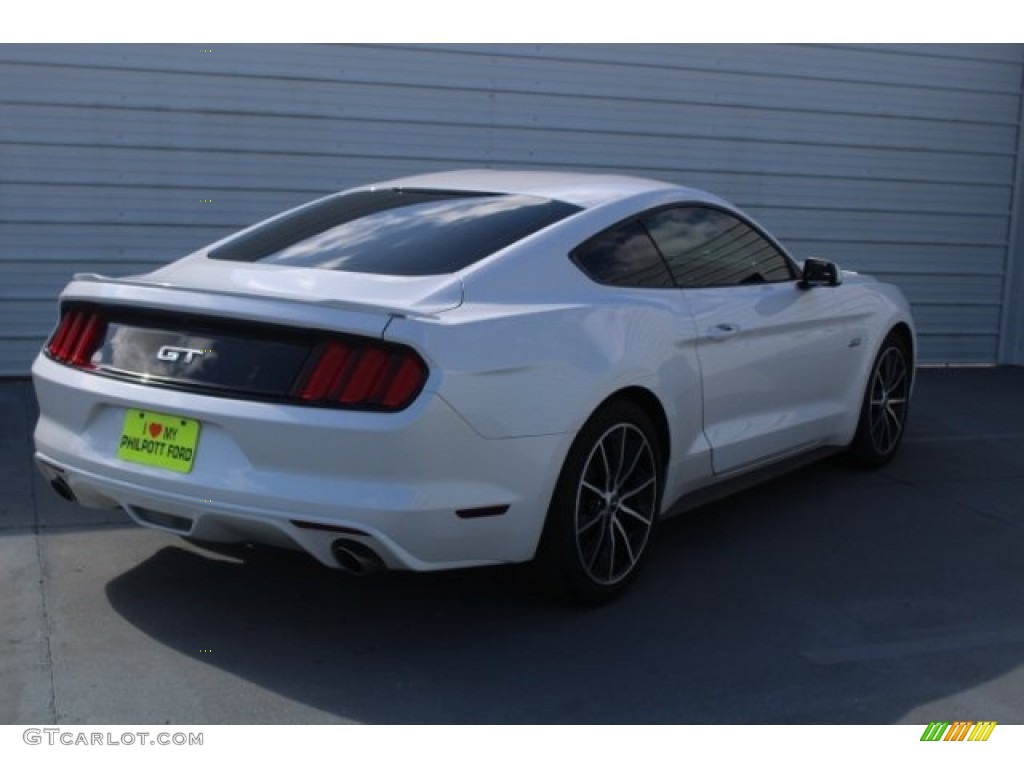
[49,259,455,405]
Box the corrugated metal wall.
[1,43,1022,374]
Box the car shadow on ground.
[104,436,1024,723]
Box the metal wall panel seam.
[4,42,1021,87]
[3,56,1020,124]
[5,44,1022,97]
[386,44,1024,94]
[996,59,1024,365]
[0,44,1021,371]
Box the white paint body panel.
[687,278,876,474]
[32,170,916,572]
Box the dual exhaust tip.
[48,473,384,577]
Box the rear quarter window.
[570,219,674,288]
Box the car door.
[642,205,861,475]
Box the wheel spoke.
[597,441,612,491]
[577,511,604,536]
[886,365,907,393]
[882,353,895,385]
[620,476,654,501]
[871,404,888,448]
[614,427,628,487]
[617,440,647,491]
[885,403,902,426]
[612,517,636,568]
[616,502,652,526]
[585,517,609,571]
[581,480,605,498]
[875,399,904,453]
[885,406,902,442]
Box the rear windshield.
[207,189,581,276]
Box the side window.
[643,206,795,288]
[571,220,674,288]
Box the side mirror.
[799,258,842,289]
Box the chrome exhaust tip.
[50,476,76,503]
[330,539,385,575]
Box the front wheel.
[537,400,663,605]
[847,333,912,468]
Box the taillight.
[46,308,107,369]
[292,340,427,411]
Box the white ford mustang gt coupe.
[33,169,915,603]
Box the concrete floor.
[2,367,1024,724]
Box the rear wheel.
[847,333,911,468]
[538,400,662,605]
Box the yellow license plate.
[117,409,200,473]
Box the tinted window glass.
[571,220,674,288]
[209,189,581,276]
[643,207,794,287]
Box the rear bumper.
[32,355,568,571]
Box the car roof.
[373,169,693,210]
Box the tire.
[537,400,663,605]
[847,332,912,468]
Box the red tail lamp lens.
[338,347,391,405]
[47,309,107,368]
[296,342,352,402]
[293,341,427,411]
